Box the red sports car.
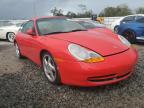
[14,16,138,87]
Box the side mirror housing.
[26,28,36,36]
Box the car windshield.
[37,18,86,35]
[77,21,105,29]
[16,23,23,27]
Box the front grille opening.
[87,73,116,82]
[117,71,131,78]
[88,72,131,82]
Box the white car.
[0,22,22,42]
[111,14,144,33]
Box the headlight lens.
[118,35,131,47]
[68,44,104,63]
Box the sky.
[0,0,144,20]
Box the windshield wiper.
[43,31,68,35]
[69,29,87,32]
[43,29,87,35]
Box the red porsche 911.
[14,16,138,87]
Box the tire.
[15,42,23,59]
[123,30,136,44]
[114,26,119,33]
[7,32,15,42]
[42,52,61,85]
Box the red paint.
[15,17,138,86]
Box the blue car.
[118,17,144,43]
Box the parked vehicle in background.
[0,22,23,42]
[76,20,105,28]
[111,14,144,33]
[118,17,144,43]
[14,16,137,87]
[75,20,113,34]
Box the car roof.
[123,14,144,17]
[32,16,67,21]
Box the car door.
[19,20,41,63]
[18,21,36,58]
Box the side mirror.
[26,28,36,36]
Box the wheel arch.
[6,32,15,38]
[40,49,62,85]
[114,25,119,29]
[39,49,52,65]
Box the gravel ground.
[0,41,144,108]
[0,41,24,76]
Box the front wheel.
[123,30,136,44]
[42,52,61,85]
[15,43,23,59]
[114,26,119,33]
[7,32,15,42]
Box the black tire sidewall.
[123,30,136,44]
[7,32,15,42]
[15,42,23,59]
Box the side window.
[122,16,135,22]
[19,23,25,31]
[136,16,144,20]
[136,18,144,23]
[21,21,34,34]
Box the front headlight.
[68,44,104,63]
[118,35,131,47]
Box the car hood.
[48,31,129,56]
[88,28,114,34]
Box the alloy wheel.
[43,54,57,82]
[15,43,20,58]
[7,32,15,42]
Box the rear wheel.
[7,32,15,42]
[123,30,136,44]
[42,52,61,85]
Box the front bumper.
[57,47,138,87]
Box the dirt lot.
[0,41,144,108]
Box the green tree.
[76,10,93,18]
[99,4,132,17]
[136,7,144,14]
[66,11,77,18]
[76,4,93,18]
[50,7,64,16]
